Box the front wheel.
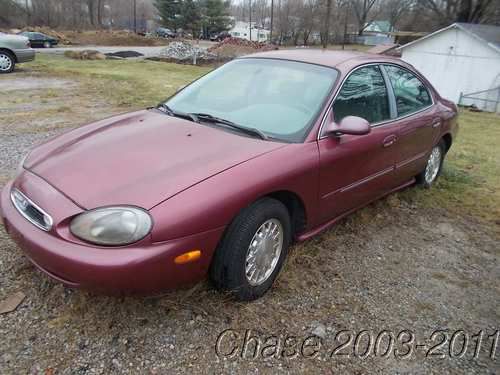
[416,140,446,188]
[210,198,292,301]
[0,51,15,74]
[43,41,51,48]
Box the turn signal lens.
[174,250,201,264]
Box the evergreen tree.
[155,0,182,31]
[181,0,202,37]
[200,0,232,37]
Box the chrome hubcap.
[0,54,12,71]
[425,146,442,184]
[245,219,283,286]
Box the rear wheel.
[210,198,292,301]
[416,140,446,188]
[0,51,15,74]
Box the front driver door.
[317,65,399,223]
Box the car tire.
[416,139,446,188]
[210,198,292,301]
[43,41,51,48]
[0,51,15,74]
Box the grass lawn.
[14,55,500,234]
[30,54,211,108]
[403,109,500,230]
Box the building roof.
[241,49,402,69]
[366,21,393,33]
[399,22,500,54]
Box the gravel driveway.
[0,73,498,374]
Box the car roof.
[241,49,403,70]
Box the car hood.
[25,110,285,210]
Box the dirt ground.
[0,70,499,374]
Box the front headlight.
[70,206,153,246]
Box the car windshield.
[165,58,338,142]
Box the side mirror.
[325,116,371,136]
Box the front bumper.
[0,175,224,294]
[14,48,35,63]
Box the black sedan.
[210,31,231,41]
[156,27,176,38]
[18,32,58,48]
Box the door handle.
[382,135,397,148]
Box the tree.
[382,0,415,30]
[181,0,202,36]
[155,0,182,30]
[321,0,332,47]
[422,0,496,25]
[97,0,104,27]
[200,0,232,37]
[0,0,26,27]
[87,0,96,26]
[299,0,319,45]
[352,0,378,35]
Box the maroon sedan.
[0,50,458,300]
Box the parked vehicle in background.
[156,27,176,38]
[0,32,35,73]
[0,50,458,300]
[18,31,58,48]
[210,31,231,41]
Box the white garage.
[399,23,500,112]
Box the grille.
[10,189,53,231]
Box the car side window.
[384,65,432,116]
[332,65,390,124]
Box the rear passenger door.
[382,65,441,183]
[317,65,400,222]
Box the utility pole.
[249,0,252,42]
[322,0,332,49]
[133,0,137,33]
[342,1,349,50]
[270,0,274,43]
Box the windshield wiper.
[156,103,199,123]
[190,112,268,140]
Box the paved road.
[35,41,214,58]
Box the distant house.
[229,21,269,42]
[399,23,500,112]
[364,21,394,34]
[357,20,395,45]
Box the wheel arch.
[442,133,452,153]
[263,190,307,238]
[0,48,17,62]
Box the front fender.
[149,142,320,242]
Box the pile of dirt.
[62,30,168,46]
[207,37,278,58]
[64,50,106,60]
[4,28,170,46]
[157,41,216,63]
